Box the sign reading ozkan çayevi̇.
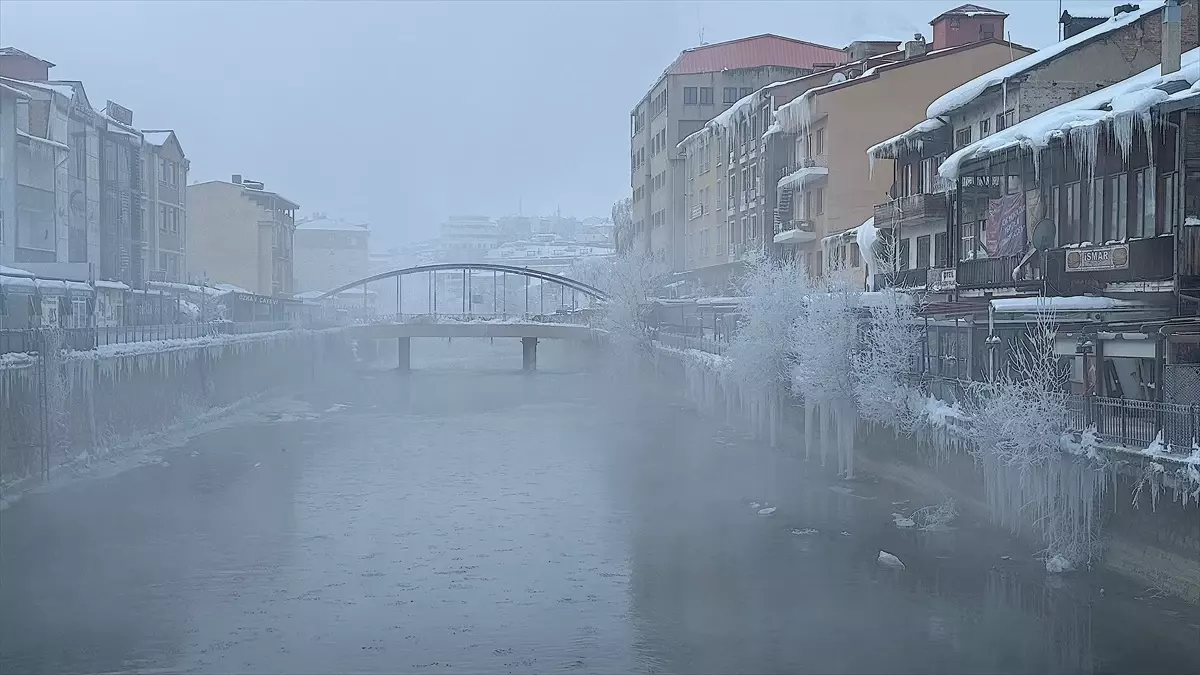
[1065,244,1130,272]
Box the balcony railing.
[872,267,929,290]
[956,254,1028,289]
[873,193,947,228]
[1042,236,1173,293]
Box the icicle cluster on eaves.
[939,46,1200,182]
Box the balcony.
[956,254,1028,289]
[1042,236,1174,294]
[773,221,818,244]
[873,267,930,290]
[873,193,947,229]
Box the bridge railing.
[364,311,595,327]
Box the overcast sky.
[1,0,1122,248]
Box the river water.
[2,339,1198,673]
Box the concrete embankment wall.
[0,329,353,486]
[649,347,1200,604]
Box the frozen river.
[2,339,1198,673]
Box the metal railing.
[653,330,728,355]
[0,321,296,355]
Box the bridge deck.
[348,322,598,341]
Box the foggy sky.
[1,1,1118,248]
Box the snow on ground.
[926,2,1166,119]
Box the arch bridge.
[320,263,608,371]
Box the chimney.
[1164,0,1182,75]
[231,174,242,184]
[904,33,927,59]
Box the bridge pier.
[522,337,538,372]
[396,337,411,372]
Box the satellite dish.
[1031,218,1057,250]
[829,72,847,84]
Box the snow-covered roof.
[296,216,369,232]
[867,118,946,163]
[212,282,252,294]
[0,265,34,278]
[148,280,233,297]
[990,296,1145,313]
[695,296,747,306]
[94,279,130,290]
[0,76,76,100]
[926,1,1165,118]
[16,128,69,151]
[940,46,1200,180]
[778,165,828,190]
[294,290,324,299]
[141,130,173,146]
[0,81,30,99]
[678,87,769,149]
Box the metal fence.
[0,321,296,355]
[653,330,729,356]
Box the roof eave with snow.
[927,1,1166,119]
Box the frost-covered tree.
[790,266,860,474]
[727,251,809,390]
[966,304,1105,571]
[580,250,659,362]
[725,252,810,442]
[853,287,924,432]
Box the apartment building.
[630,34,847,277]
[293,213,370,293]
[142,130,188,283]
[0,47,149,287]
[768,7,1035,278]
[0,78,23,263]
[187,176,299,296]
[869,0,1198,295]
[677,39,902,291]
[437,215,501,262]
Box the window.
[898,238,911,270]
[699,87,713,105]
[159,252,168,272]
[730,219,738,244]
[1064,182,1081,244]
[980,23,995,39]
[916,234,931,269]
[849,242,861,268]
[723,87,739,104]
[955,127,973,149]
[159,205,168,231]
[717,178,724,211]
[1162,171,1179,234]
[1089,178,1105,244]
[1110,174,1128,241]
[684,87,698,104]
[813,187,825,215]
[1133,166,1155,238]
[739,87,753,98]
[934,232,948,267]
[979,118,990,138]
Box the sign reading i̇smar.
[1065,244,1130,272]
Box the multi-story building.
[767,7,1034,281]
[0,78,24,263]
[630,34,848,277]
[141,130,188,283]
[869,0,1198,295]
[0,50,74,267]
[293,213,370,293]
[437,215,500,262]
[186,175,299,296]
[96,100,145,288]
[497,215,535,242]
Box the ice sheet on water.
[877,551,905,569]
[757,506,777,516]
